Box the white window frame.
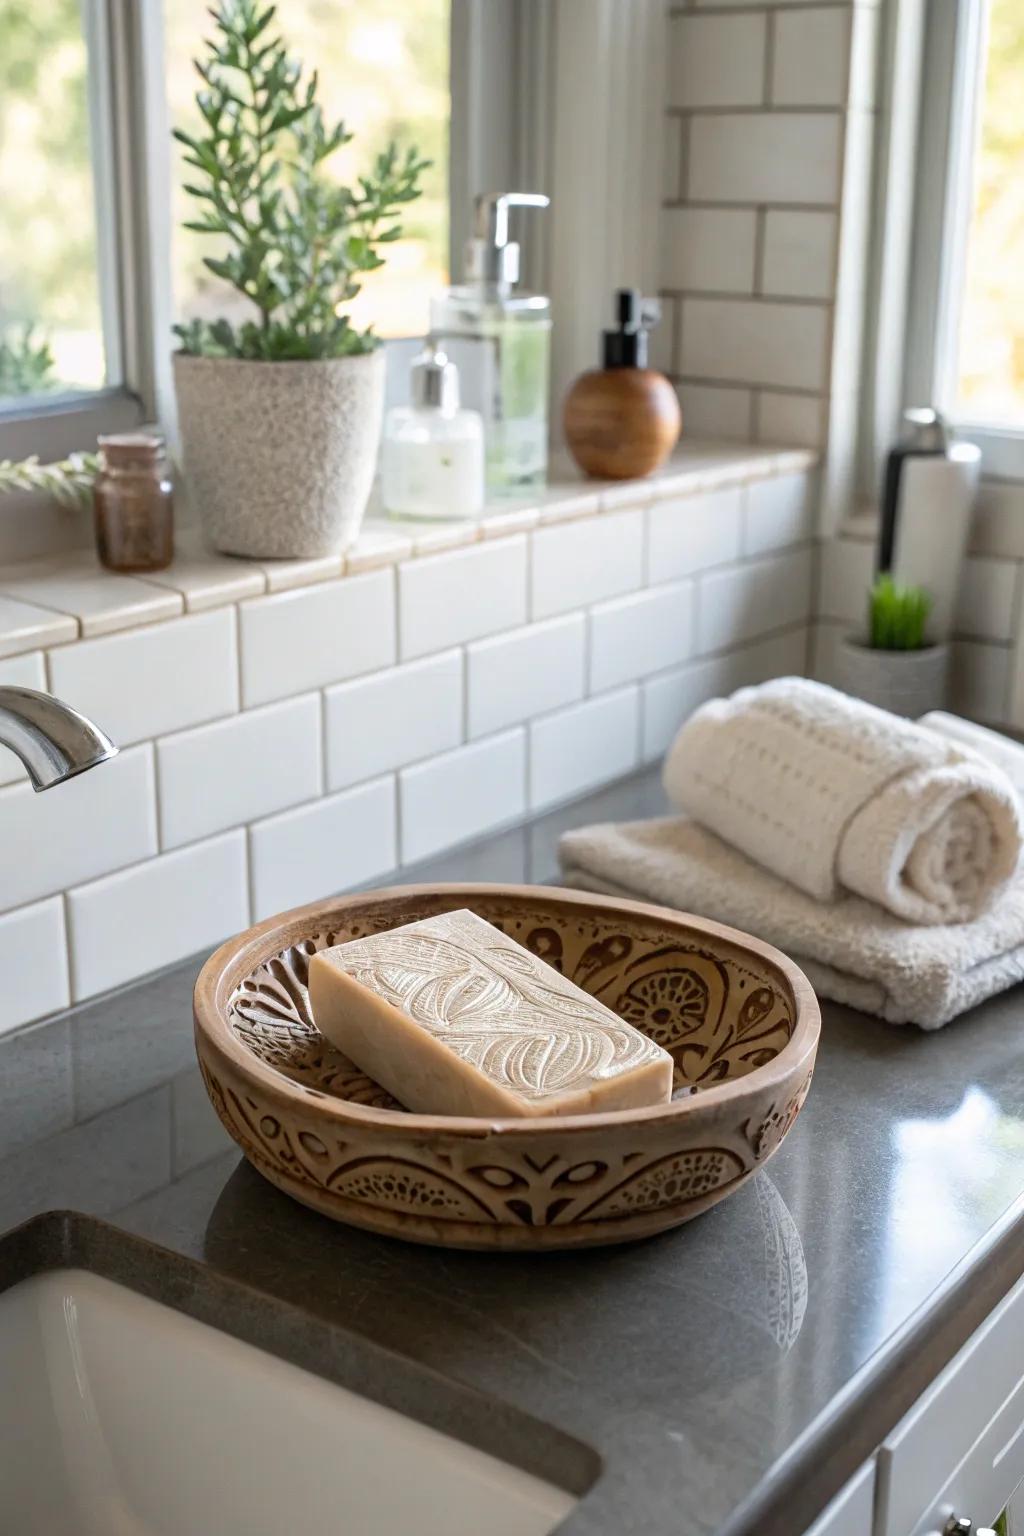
[904,0,1024,480]
[0,0,173,462]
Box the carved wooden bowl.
[194,884,820,1250]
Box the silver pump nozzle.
[410,341,460,412]
[903,407,950,452]
[465,191,549,290]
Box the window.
[0,0,112,402]
[950,0,1023,427]
[0,0,555,468]
[907,0,1024,475]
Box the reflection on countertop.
[2,767,1024,1536]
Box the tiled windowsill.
[0,441,816,660]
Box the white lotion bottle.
[381,342,485,521]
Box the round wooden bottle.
[564,367,682,480]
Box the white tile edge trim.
[0,443,818,658]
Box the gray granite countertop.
[3,769,1024,1536]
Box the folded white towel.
[558,816,1024,1029]
[663,677,1022,925]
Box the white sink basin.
[0,1268,576,1536]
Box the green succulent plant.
[868,573,932,651]
[0,325,58,396]
[172,0,428,362]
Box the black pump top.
[602,289,659,369]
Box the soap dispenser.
[564,290,681,480]
[381,341,484,520]
[430,192,551,498]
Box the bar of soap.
[308,908,673,1118]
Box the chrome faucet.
[0,687,118,791]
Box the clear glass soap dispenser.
[381,342,485,521]
[430,192,551,498]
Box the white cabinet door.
[877,1269,1024,1536]
[803,1461,876,1536]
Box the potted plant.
[837,574,949,717]
[172,0,427,559]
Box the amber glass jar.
[94,433,174,573]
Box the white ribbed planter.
[173,349,385,559]
[837,638,950,718]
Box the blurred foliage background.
[0,0,449,401]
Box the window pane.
[0,0,109,403]
[165,0,450,343]
[955,0,1024,425]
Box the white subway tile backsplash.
[772,7,851,107]
[398,537,528,660]
[647,486,743,582]
[697,547,813,654]
[676,385,752,441]
[0,898,69,1036]
[0,651,46,785]
[757,391,827,450]
[951,640,1011,726]
[48,608,238,747]
[531,509,644,620]
[955,557,1019,642]
[643,626,808,762]
[590,582,695,693]
[743,472,816,557]
[669,12,767,108]
[0,744,156,913]
[239,568,395,708]
[660,207,757,294]
[529,689,639,810]
[400,730,526,864]
[467,616,585,739]
[68,831,249,1000]
[325,650,463,789]
[761,211,838,301]
[681,299,830,392]
[689,114,843,205]
[158,693,322,849]
[971,481,1024,559]
[250,775,397,920]
[818,535,874,626]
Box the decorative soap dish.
[193,884,820,1250]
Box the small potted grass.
[838,574,949,717]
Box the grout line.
[60,890,75,1041]
[678,114,692,202]
[763,9,775,103]
[662,196,842,213]
[675,373,828,400]
[244,826,256,924]
[749,391,761,441]
[672,1,868,14]
[665,103,845,118]
[316,689,327,796]
[753,208,767,294]
[659,288,833,310]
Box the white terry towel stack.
[559,679,1024,1029]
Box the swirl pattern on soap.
[337,910,667,1099]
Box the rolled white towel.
[919,711,1024,806]
[663,677,1022,925]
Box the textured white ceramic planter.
[837,637,950,718]
[173,349,385,558]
